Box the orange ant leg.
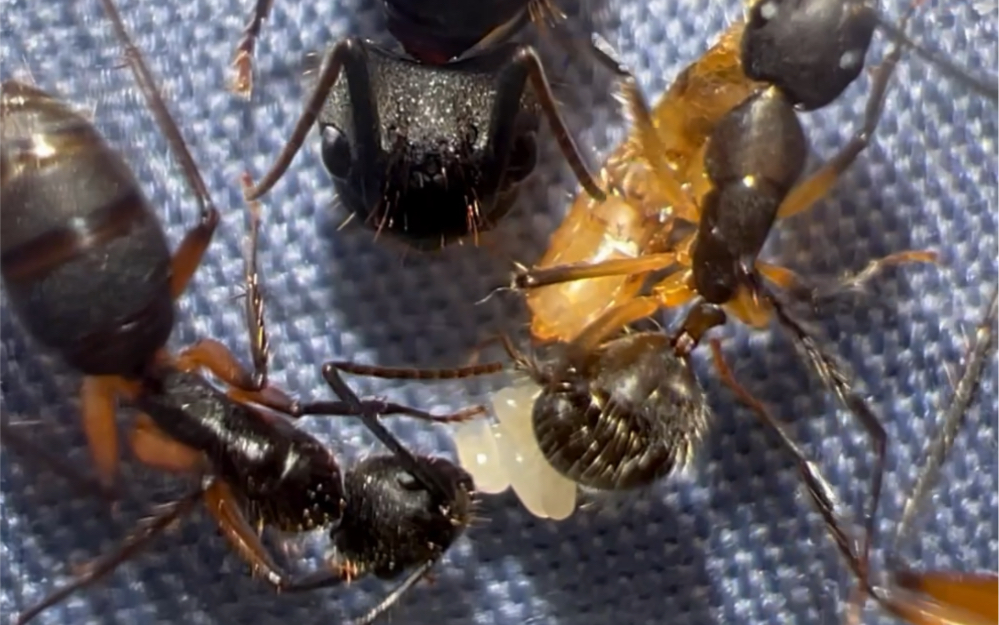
[128,414,205,474]
[230,0,275,96]
[12,485,204,625]
[169,208,221,299]
[890,570,999,624]
[174,340,296,414]
[586,42,700,221]
[203,478,353,592]
[80,376,126,490]
[570,296,663,353]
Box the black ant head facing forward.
[317,39,541,250]
[383,0,532,63]
[333,454,475,579]
[741,0,878,110]
[527,331,712,491]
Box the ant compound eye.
[748,0,782,26]
[396,470,421,491]
[320,125,352,179]
[506,132,538,183]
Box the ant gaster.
[0,0,477,501]
[327,0,948,574]
[5,1,480,622]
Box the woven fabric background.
[0,1,995,624]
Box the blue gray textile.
[0,1,996,624]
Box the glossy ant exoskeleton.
[13,341,478,625]
[318,1,973,586]
[0,0,478,500]
[843,289,998,625]
[237,0,606,250]
[4,2,481,622]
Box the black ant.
[0,0,479,500]
[237,0,607,250]
[318,0,972,591]
[3,1,481,621]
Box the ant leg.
[804,250,941,302]
[79,376,126,490]
[202,479,301,588]
[764,288,887,589]
[707,339,871,588]
[12,485,204,625]
[237,172,271,389]
[500,45,605,201]
[173,340,296,414]
[243,38,372,201]
[169,209,222,299]
[775,9,913,220]
[230,0,276,97]
[569,296,662,353]
[202,476,356,593]
[128,414,205,474]
[318,364,457,505]
[513,253,682,290]
[329,360,506,381]
[888,570,999,623]
[346,558,438,625]
[95,0,222,298]
[0,415,115,502]
[298,399,486,424]
[583,37,700,221]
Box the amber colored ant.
[237,0,605,250]
[322,0,974,574]
[842,289,998,625]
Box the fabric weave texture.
[0,1,996,624]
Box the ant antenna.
[346,558,438,625]
[891,287,998,556]
[755,274,887,580]
[315,364,457,506]
[872,10,998,102]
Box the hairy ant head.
[334,454,475,579]
[529,332,711,491]
[742,0,878,110]
[317,41,541,250]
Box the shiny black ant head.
[529,332,711,491]
[333,454,475,579]
[383,0,531,63]
[741,0,878,110]
[317,40,540,250]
